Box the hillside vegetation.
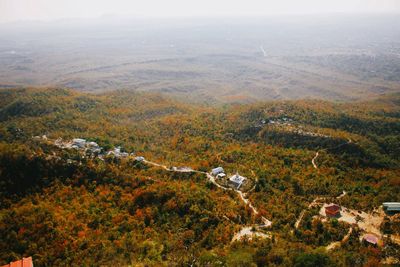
[0,87,399,266]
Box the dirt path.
[232,226,271,242]
[142,158,273,242]
[311,152,319,169]
[294,197,323,229]
[336,191,347,199]
[143,160,204,174]
[143,159,269,219]
[237,190,258,214]
[143,160,169,170]
[325,227,353,251]
[294,191,346,230]
[311,138,354,169]
[389,235,400,245]
[294,210,306,229]
[319,204,385,239]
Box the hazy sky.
[1,0,400,23]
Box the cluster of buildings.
[254,117,294,128]
[325,202,400,218]
[71,138,102,154]
[323,203,380,245]
[106,146,130,158]
[263,117,329,138]
[53,138,146,161]
[211,167,247,189]
[322,202,400,247]
[267,117,293,126]
[292,129,330,138]
[54,138,100,153]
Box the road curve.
[312,152,319,169]
[142,158,273,228]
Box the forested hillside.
[0,87,399,266]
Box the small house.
[1,257,33,267]
[229,172,246,189]
[135,156,145,162]
[216,173,226,179]
[325,204,341,217]
[87,142,101,153]
[363,234,379,246]
[383,202,400,213]
[72,138,86,148]
[87,141,99,148]
[211,167,224,176]
[107,147,124,157]
[91,148,102,154]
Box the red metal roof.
[325,204,340,212]
[1,257,33,267]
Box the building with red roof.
[1,257,33,267]
[325,204,341,217]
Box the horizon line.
[1,11,400,25]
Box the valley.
[1,15,400,103]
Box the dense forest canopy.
[0,87,399,266]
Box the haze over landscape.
[1,14,400,102]
[2,0,400,22]
[0,1,400,266]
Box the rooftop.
[229,173,246,184]
[325,204,340,212]
[363,234,379,245]
[72,138,86,143]
[1,257,33,267]
[383,202,400,211]
[211,167,224,175]
[135,156,145,161]
[383,202,400,207]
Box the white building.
[216,173,226,179]
[72,138,86,148]
[229,172,246,189]
[87,141,99,148]
[107,146,128,157]
[383,202,400,212]
[87,141,101,153]
[135,156,145,162]
[211,167,224,176]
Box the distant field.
[0,15,399,102]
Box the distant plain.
[0,15,399,103]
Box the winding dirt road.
[326,227,353,251]
[311,152,319,169]
[311,138,354,169]
[294,192,347,229]
[142,158,273,241]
